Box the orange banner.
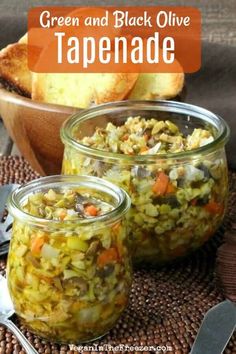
[28,6,201,73]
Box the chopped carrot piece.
[166,182,176,194]
[59,210,67,220]
[31,236,45,255]
[84,205,98,216]
[97,247,119,268]
[121,134,129,141]
[152,172,169,195]
[204,200,223,215]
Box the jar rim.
[7,175,131,227]
[61,100,230,164]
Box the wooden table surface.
[0,0,236,156]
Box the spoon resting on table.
[0,274,38,354]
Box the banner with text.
[28,7,201,73]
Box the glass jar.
[7,175,131,343]
[61,100,230,265]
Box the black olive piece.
[196,163,211,179]
[133,166,151,179]
[196,195,209,206]
[75,192,87,205]
[86,240,100,256]
[74,193,99,214]
[96,263,115,277]
[164,195,181,208]
[152,196,167,206]
[177,177,185,188]
[63,277,88,295]
[152,195,180,208]
[142,127,152,138]
[74,203,85,216]
[152,196,162,205]
[191,181,203,189]
[151,170,157,178]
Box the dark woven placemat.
[0,156,236,354]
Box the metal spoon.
[0,274,38,354]
[0,184,20,255]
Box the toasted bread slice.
[93,73,138,104]
[32,72,138,108]
[128,72,184,100]
[0,43,32,96]
[18,32,28,44]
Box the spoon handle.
[1,319,38,354]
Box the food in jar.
[80,117,215,154]
[62,116,228,264]
[22,188,113,220]
[7,186,131,343]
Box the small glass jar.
[7,175,131,343]
[61,100,230,265]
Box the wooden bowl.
[0,87,79,175]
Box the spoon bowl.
[0,275,38,353]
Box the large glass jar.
[61,100,230,265]
[7,175,131,343]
